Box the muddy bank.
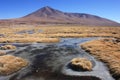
[0,38,114,80]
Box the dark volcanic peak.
[0,6,120,26]
[40,6,57,12]
[35,6,59,15]
[25,6,63,17]
[41,6,52,10]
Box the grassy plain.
[0,25,120,43]
[81,38,120,78]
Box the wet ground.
[15,29,43,34]
[0,38,115,80]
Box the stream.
[0,37,114,80]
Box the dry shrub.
[0,38,59,43]
[0,26,120,43]
[70,58,92,71]
[36,38,60,43]
[0,55,28,75]
[81,38,120,76]
[0,45,16,50]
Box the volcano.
[0,6,120,26]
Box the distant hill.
[0,6,120,26]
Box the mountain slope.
[0,6,120,26]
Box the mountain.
[0,6,120,26]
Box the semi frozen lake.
[0,37,114,80]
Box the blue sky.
[0,0,120,23]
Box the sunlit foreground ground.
[0,25,120,79]
[81,38,120,79]
[0,26,120,43]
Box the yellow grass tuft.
[0,45,16,50]
[70,58,92,71]
[0,55,28,75]
[81,38,120,76]
[0,38,59,43]
[0,26,120,43]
